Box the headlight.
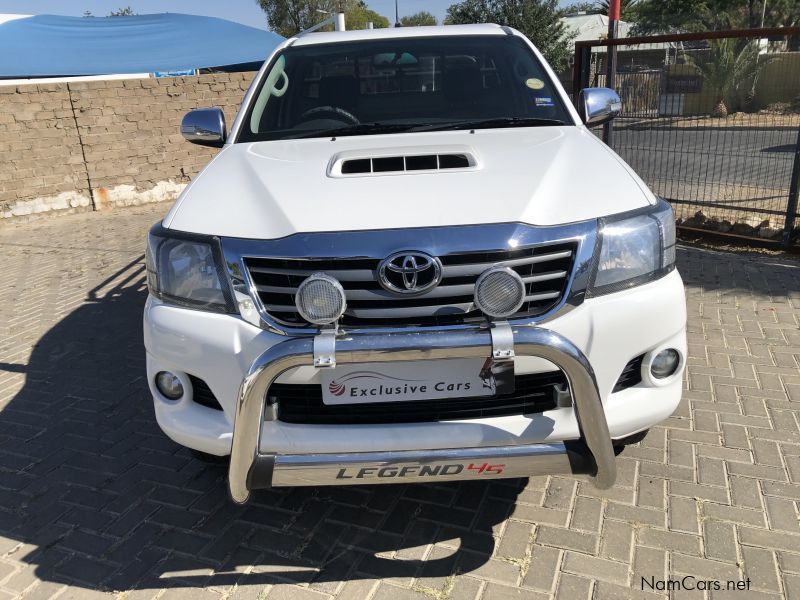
[589,199,676,296]
[146,224,235,313]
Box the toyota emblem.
[378,251,442,295]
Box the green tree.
[684,39,771,116]
[631,0,800,34]
[633,0,748,33]
[347,1,389,28]
[255,0,387,36]
[765,0,800,28]
[445,0,574,70]
[108,6,136,16]
[400,11,438,26]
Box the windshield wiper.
[281,117,565,140]
[410,117,565,132]
[285,122,418,140]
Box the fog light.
[651,349,680,379]
[474,267,526,319]
[295,273,347,325]
[155,371,184,399]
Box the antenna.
[395,0,401,27]
[298,8,345,36]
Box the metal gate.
[572,27,800,246]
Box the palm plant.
[684,39,770,117]
[596,0,638,17]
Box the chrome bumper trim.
[269,442,592,487]
[229,327,616,504]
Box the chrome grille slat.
[255,283,478,300]
[525,291,561,302]
[244,240,577,328]
[263,304,299,312]
[248,266,375,280]
[440,250,573,277]
[348,303,475,319]
[525,270,568,283]
[344,284,476,301]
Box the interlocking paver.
[2,204,800,599]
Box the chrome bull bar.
[229,326,617,504]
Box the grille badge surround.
[378,251,443,295]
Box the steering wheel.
[297,105,359,125]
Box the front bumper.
[144,270,687,503]
[229,326,616,504]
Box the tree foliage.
[559,0,638,18]
[445,0,574,70]
[108,6,136,16]
[347,2,389,29]
[400,11,438,26]
[684,39,772,116]
[763,0,800,28]
[632,0,800,34]
[255,0,387,37]
[595,0,639,18]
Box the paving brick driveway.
[1,204,799,600]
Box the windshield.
[237,35,573,142]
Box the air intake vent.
[335,153,476,176]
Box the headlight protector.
[589,199,676,296]
[146,224,236,313]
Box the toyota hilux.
[144,24,686,504]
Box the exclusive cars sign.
[320,358,495,404]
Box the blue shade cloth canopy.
[0,13,283,77]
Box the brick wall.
[0,72,255,221]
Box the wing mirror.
[181,108,226,147]
[577,88,622,127]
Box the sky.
[0,1,575,31]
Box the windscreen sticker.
[534,96,555,107]
[525,77,545,90]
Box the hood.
[165,126,655,239]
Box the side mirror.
[577,88,622,127]
[181,108,226,147]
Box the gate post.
[572,45,592,109]
[781,125,800,248]
[602,0,621,145]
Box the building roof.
[0,13,284,78]
[560,13,633,43]
[560,13,674,51]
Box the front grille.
[272,371,565,425]
[245,241,577,328]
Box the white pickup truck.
[144,24,686,504]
